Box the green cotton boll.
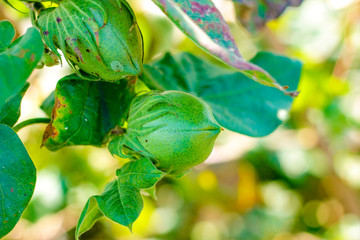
[36,0,143,81]
[111,91,222,174]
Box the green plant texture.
[0,0,307,238]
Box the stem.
[13,118,51,132]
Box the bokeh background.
[1,0,360,239]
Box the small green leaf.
[96,181,142,229]
[0,83,29,127]
[75,197,103,240]
[0,124,36,238]
[116,157,166,189]
[0,20,15,51]
[0,24,43,110]
[40,91,55,117]
[42,74,135,151]
[140,52,302,137]
[76,157,165,239]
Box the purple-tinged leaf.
[234,0,303,31]
[152,0,295,95]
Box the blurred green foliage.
[1,0,360,239]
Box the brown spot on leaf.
[10,188,14,193]
[111,126,125,136]
[43,31,49,36]
[17,49,30,58]
[128,76,137,85]
[51,97,67,120]
[100,22,107,29]
[56,17,62,23]
[41,97,67,145]
[42,124,58,145]
[74,47,84,63]
[30,53,35,62]
[94,31,99,45]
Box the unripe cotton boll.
[109,91,222,175]
[36,0,143,81]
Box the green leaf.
[0,20,15,51]
[42,74,135,151]
[96,181,142,229]
[76,157,164,239]
[0,24,43,112]
[233,0,303,32]
[40,91,55,117]
[75,197,103,240]
[116,157,166,189]
[152,0,294,94]
[0,124,36,238]
[140,52,302,137]
[0,83,29,127]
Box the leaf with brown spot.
[0,22,43,126]
[42,74,135,151]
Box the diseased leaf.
[0,24,43,111]
[0,20,15,51]
[0,83,29,127]
[152,0,294,95]
[0,124,36,238]
[42,74,135,151]
[76,157,165,239]
[140,52,301,137]
[233,0,303,31]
